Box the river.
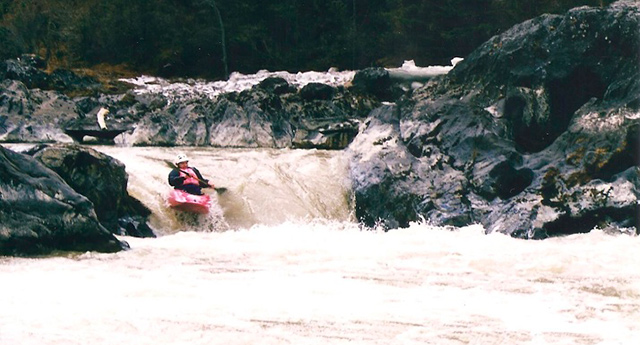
[1,146,639,345]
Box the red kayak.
[167,189,211,214]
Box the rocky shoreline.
[348,1,639,238]
[1,1,638,255]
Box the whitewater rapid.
[1,146,639,345]
[120,59,459,102]
[1,222,638,345]
[1,56,638,344]
[88,146,354,234]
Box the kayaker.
[168,153,213,195]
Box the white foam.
[1,220,638,345]
[120,60,460,103]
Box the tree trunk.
[209,0,228,79]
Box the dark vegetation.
[0,0,612,80]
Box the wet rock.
[0,2,636,239]
[0,52,377,150]
[116,79,379,149]
[1,56,100,93]
[300,83,335,101]
[0,58,135,144]
[292,120,360,150]
[0,145,128,256]
[48,68,101,93]
[351,67,396,102]
[27,144,155,238]
[348,1,640,237]
[257,77,296,95]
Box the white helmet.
[175,153,189,164]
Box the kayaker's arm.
[191,167,213,188]
[168,169,186,187]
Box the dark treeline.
[0,0,611,79]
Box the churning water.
[1,146,639,345]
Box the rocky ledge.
[347,0,639,237]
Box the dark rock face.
[0,79,79,143]
[0,56,100,92]
[0,146,128,256]
[1,58,50,90]
[347,1,639,237]
[0,63,141,145]
[0,59,379,150]
[352,68,395,102]
[352,67,419,102]
[27,144,155,238]
[116,78,379,149]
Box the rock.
[1,58,50,89]
[300,82,335,101]
[347,1,640,237]
[26,144,155,238]
[48,68,101,93]
[0,58,135,144]
[292,120,360,150]
[18,54,46,69]
[0,2,636,240]
[257,77,295,95]
[0,79,77,143]
[0,56,100,93]
[0,52,378,149]
[351,67,396,102]
[0,145,128,256]
[116,80,379,149]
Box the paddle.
[165,160,227,194]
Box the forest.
[0,0,612,79]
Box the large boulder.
[351,68,394,101]
[0,145,128,256]
[347,1,639,237]
[27,144,155,238]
